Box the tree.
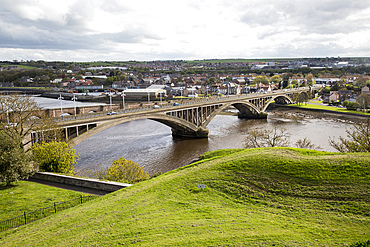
[208,77,217,84]
[101,158,149,183]
[295,137,321,150]
[329,119,370,152]
[0,131,34,186]
[0,94,62,147]
[293,92,309,105]
[270,75,282,84]
[245,127,291,148]
[253,76,269,86]
[331,82,340,91]
[357,94,370,111]
[343,100,349,108]
[305,74,315,86]
[347,101,360,110]
[32,141,78,174]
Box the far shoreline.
[273,104,370,119]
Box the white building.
[123,88,166,98]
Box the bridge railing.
[54,88,310,123]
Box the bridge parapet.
[54,88,311,140]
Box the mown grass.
[0,64,37,70]
[0,181,92,221]
[0,148,369,246]
[288,103,370,116]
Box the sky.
[1,0,370,61]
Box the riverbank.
[271,103,369,123]
[1,148,369,246]
[279,102,370,118]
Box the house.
[338,90,353,103]
[123,88,166,98]
[361,86,370,95]
[0,82,14,87]
[329,91,339,103]
[112,81,125,89]
[50,78,63,84]
[233,78,246,85]
[20,76,33,83]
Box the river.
[73,107,362,176]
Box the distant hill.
[1,148,369,246]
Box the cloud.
[0,0,370,61]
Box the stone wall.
[31,172,131,192]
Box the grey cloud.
[240,0,370,38]
[0,1,161,51]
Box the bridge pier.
[238,111,268,119]
[171,127,209,138]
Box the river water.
[73,107,363,176]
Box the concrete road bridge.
[32,88,314,145]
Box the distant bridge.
[31,88,315,144]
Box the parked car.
[173,102,179,106]
[107,111,117,115]
[153,105,160,109]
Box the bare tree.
[0,94,62,147]
[295,137,321,150]
[245,127,291,148]
[329,119,370,152]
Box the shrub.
[102,158,149,183]
[347,101,360,110]
[32,141,78,174]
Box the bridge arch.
[201,101,262,128]
[261,94,293,112]
[68,113,209,146]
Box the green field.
[0,148,369,246]
[0,64,38,70]
[0,181,92,221]
[288,102,370,116]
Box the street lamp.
[160,91,162,108]
[180,87,183,104]
[147,91,150,109]
[280,80,283,91]
[58,94,64,116]
[109,92,112,111]
[122,91,126,112]
[206,86,209,101]
[217,86,220,100]
[72,94,77,118]
[6,108,9,125]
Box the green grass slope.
[0,181,92,221]
[1,148,369,246]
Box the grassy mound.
[1,148,369,246]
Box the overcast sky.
[1,0,370,61]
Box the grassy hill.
[0,148,369,246]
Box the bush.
[32,141,78,174]
[347,101,360,110]
[101,158,150,183]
